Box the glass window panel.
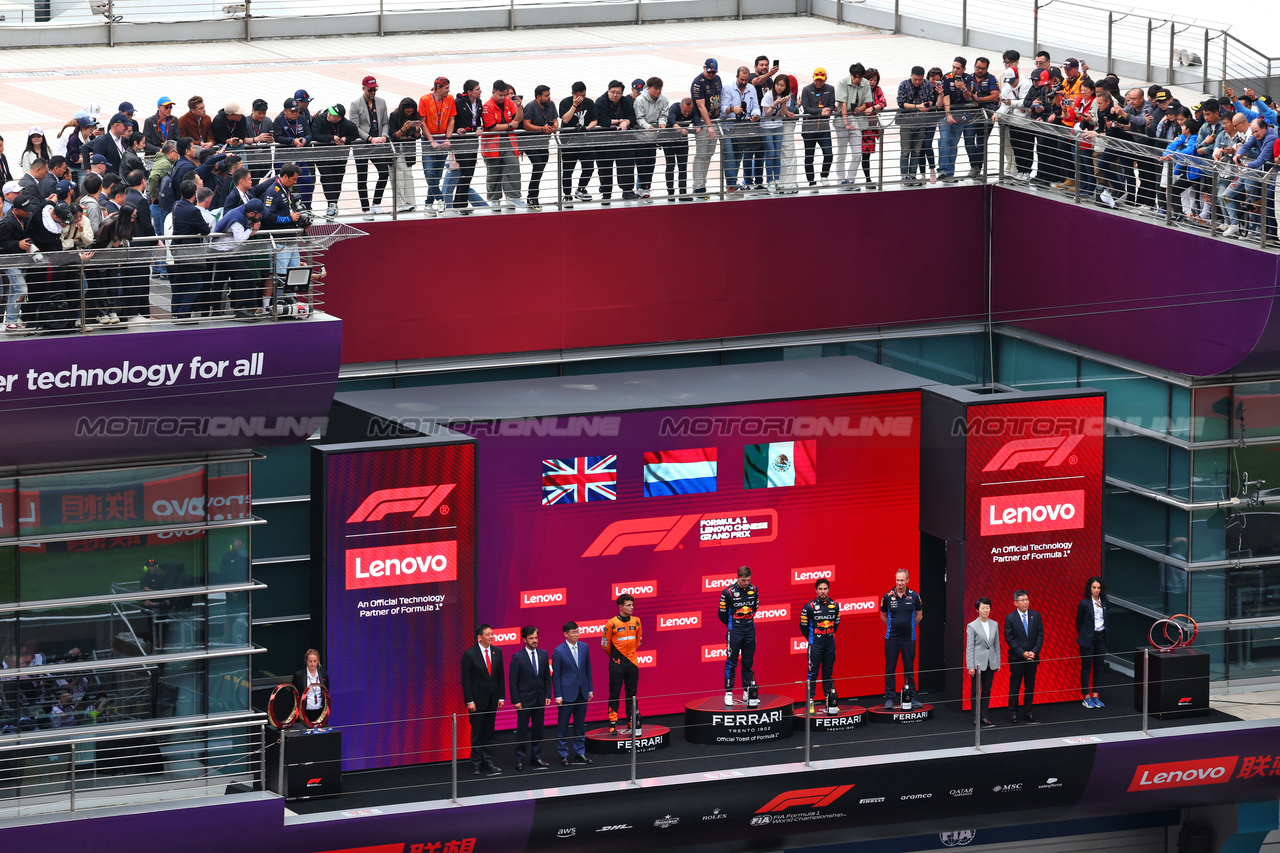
[18,530,206,602]
[1189,569,1228,623]
[1079,361,1169,433]
[1224,564,1280,620]
[1230,444,1280,504]
[1191,508,1228,563]
[1193,628,1229,680]
[250,561,308,620]
[18,464,205,537]
[1170,385,1192,442]
[252,503,309,559]
[1227,627,1280,680]
[821,341,879,364]
[1221,507,1280,561]
[1191,449,1230,503]
[0,545,14,605]
[881,335,986,385]
[995,337,1078,392]
[208,655,251,715]
[208,526,251,586]
[209,588,250,650]
[1236,382,1280,440]
[0,659,209,730]
[0,611,14,670]
[252,621,314,683]
[251,444,313,501]
[19,598,209,660]
[1106,490,1183,554]
[1105,431,1169,493]
[722,347,784,364]
[157,659,206,718]
[1106,547,1185,613]
[1169,445,1191,503]
[1193,386,1233,442]
[206,461,251,524]
[1105,603,1158,660]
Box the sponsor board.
[635,651,658,668]
[612,580,658,599]
[344,540,458,591]
[657,611,702,631]
[980,490,1085,537]
[839,596,880,615]
[491,627,523,646]
[754,604,791,623]
[791,566,835,585]
[702,574,736,592]
[1127,756,1238,792]
[521,587,567,607]
[702,645,728,662]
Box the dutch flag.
[643,447,718,496]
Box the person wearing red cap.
[419,77,457,214]
[350,75,391,218]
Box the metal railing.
[0,713,265,818]
[275,634,1268,808]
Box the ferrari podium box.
[1132,647,1210,720]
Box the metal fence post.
[554,141,564,211]
[997,117,1006,181]
[390,145,399,221]
[961,0,967,46]
[277,725,285,793]
[259,724,267,792]
[803,693,812,766]
[974,672,981,750]
[636,0,641,24]
[738,0,743,21]
[451,713,458,804]
[106,0,114,47]
[245,0,252,43]
[1168,24,1176,85]
[1221,34,1228,94]
[629,696,639,787]
[1141,648,1150,736]
[1164,161,1173,226]
[79,256,88,332]
[508,0,514,31]
[1031,0,1039,59]
[876,124,884,189]
[378,0,384,36]
[719,128,727,200]
[1073,133,1081,204]
[68,743,76,811]
[835,0,840,26]
[1202,30,1209,93]
[1106,12,1112,72]
[1145,19,1153,82]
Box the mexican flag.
[744,440,816,488]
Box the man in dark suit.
[169,179,211,319]
[1004,588,1045,724]
[552,621,594,766]
[93,113,130,174]
[460,624,505,776]
[508,626,552,771]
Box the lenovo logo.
[344,541,457,590]
[635,651,657,668]
[755,604,791,623]
[703,574,736,591]
[576,619,609,637]
[757,785,854,813]
[981,490,1085,536]
[612,580,658,599]
[346,484,455,523]
[658,612,702,630]
[1128,756,1238,791]
[982,435,1083,473]
[840,596,879,614]
[791,566,835,585]
[491,627,522,645]
[702,645,727,662]
[791,637,808,654]
[521,588,567,607]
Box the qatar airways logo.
[980,490,1085,536]
[658,611,702,631]
[521,587,567,607]
[612,580,658,599]
[344,540,457,590]
[345,484,455,523]
[791,566,834,585]
[982,435,1083,473]
[1127,756,1238,792]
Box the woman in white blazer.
[966,597,1001,728]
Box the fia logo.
[940,830,977,846]
[750,815,772,826]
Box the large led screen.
[319,441,477,770]
[461,393,921,719]
[963,395,1106,710]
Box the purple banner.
[0,316,342,465]
[990,187,1280,377]
[1072,727,1280,814]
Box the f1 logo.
[756,785,854,813]
[346,485,455,523]
[582,515,700,557]
[982,435,1083,473]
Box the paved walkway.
[0,17,1209,151]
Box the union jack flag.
[542,455,618,505]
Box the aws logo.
[346,485,455,523]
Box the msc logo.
[982,435,1083,473]
[756,785,854,813]
[612,580,658,599]
[583,515,700,557]
[346,484,455,523]
[1127,756,1238,792]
